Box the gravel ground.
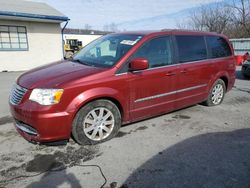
[0,67,249,188]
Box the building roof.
[230,38,250,42]
[64,28,111,35]
[0,0,69,23]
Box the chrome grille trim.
[9,84,28,105]
[15,121,38,136]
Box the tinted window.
[176,36,207,63]
[206,36,232,58]
[132,36,172,68]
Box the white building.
[0,0,69,71]
[63,28,111,47]
[230,38,250,55]
[64,32,102,48]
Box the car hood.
[17,60,107,89]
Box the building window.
[0,25,28,51]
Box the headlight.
[29,89,64,105]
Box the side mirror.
[129,58,149,71]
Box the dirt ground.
[0,67,249,188]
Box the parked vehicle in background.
[9,30,236,145]
[64,39,83,59]
[241,58,250,77]
[235,52,250,66]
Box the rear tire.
[204,79,226,106]
[72,100,121,145]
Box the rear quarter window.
[206,36,232,58]
[176,35,207,63]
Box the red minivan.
[9,30,236,145]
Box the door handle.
[180,69,188,74]
[165,72,176,76]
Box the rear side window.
[176,35,207,63]
[206,36,232,58]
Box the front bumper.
[10,100,73,143]
[15,120,38,143]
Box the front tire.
[72,100,121,145]
[204,79,226,106]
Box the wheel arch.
[80,96,124,119]
[66,87,127,127]
[209,71,229,91]
[70,95,124,145]
[219,76,228,90]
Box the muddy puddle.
[0,145,101,186]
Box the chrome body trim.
[115,72,128,76]
[135,84,207,103]
[115,55,234,76]
[15,122,38,136]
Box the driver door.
[128,36,179,121]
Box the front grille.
[9,84,27,105]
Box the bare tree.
[175,19,191,30]
[184,3,232,34]
[103,23,119,32]
[109,23,119,32]
[84,24,92,30]
[227,0,250,37]
[103,24,109,31]
[179,0,250,38]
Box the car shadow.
[25,169,82,188]
[121,104,198,128]
[122,129,250,188]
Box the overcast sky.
[32,0,225,30]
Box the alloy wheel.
[83,107,115,141]
[211,83,224,105]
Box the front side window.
[132,36,172,68]
[176,35,207,63]
[73,34,143,67]
[0,25,28,51]
[206,36,232,58]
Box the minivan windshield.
[73,34,143,67]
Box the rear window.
[206,36,232,58]
[176,35,207,63]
